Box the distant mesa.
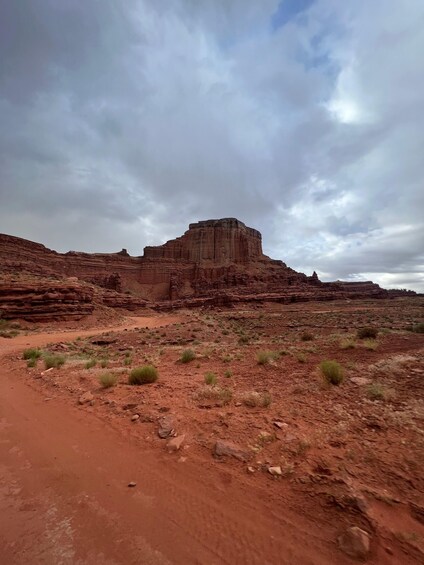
[0,218,417,321]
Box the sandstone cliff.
[0,218,414,321]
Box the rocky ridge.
[0,218,416,321]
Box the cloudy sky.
[1,1,423,291]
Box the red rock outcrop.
[0,218,416,320]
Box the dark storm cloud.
[0,1,423,291]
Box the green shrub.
[100,358,109,368]
[224,370,232,378]
[340,339,356,350]
[128,365,158,385]
[357,327,378,339]
[85,359,97,369]
[44,354,66,369]
[98,372,118,388]
[204,371,217,385]
[27,358,37,368]
[411,322,424,334]
[320,360,344,385]
[181,349,196,363]
[296,352,307,363]
[367,382,394,401]
[124,356,132,366]
[363,339,378,351]
[23,348,42,360]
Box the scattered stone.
[128,481,137,488]
[78,391,94,405]
[338,526,371,559]
[167,434,185,453]
[122,403,138,411]
[158,415,175,439]
[247,466,255,474]
[235,402,242,407]
[214,440,251,462]
[273,421,288,430]
[268,466,282,476]
[91,338,116,346]
[131,414,140,422]
[41,367,54,376]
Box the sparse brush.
[367,382,394,401]
[180,349,196,363]
[27,358,37,368]
[411,322,424,334]
[44,354,66,369]
[85,359,96,369]
[301,332,314,342]
[204,371,217,385]
[363,339,378,351]
[357,327,378,339]
[340,339,356,350]
[238,335,249,345]
[128,365,158,385]
[224,370,232,378]
[98,372,118,389]
[296,352,307,363]
[23,348,42,360]
[240,390,272,408]
[100,358,109,368]
[194,385,232,407]
[124,356,132,366]
[256,350,279,365]
[319,360,344,385]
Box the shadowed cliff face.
[0,218,409,319]
[143,218,264,264]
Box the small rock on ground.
[78,391,94,405]
[268,466,282,476]
[213,440,251,462]
[128,481,137,488]
[338,526,371,559]
[167,434,185,453]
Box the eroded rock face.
[0,217,415,320]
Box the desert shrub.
[98,372,118,388]
[363,339,378,351]
[357,327,378,339]
[224,370,232,378]
[0,330,19,338]
[204,371,217,385]
[256,350,279,365]
[411,322,424,334]
[301,332,314,342]
[124,356,132,366]
[23,348,42,360]
[238,335,249,345]
[27,358,37,368]
[128,365,158,385]
[44,354,66,369]
[320,360,344,385]
[194,385,232,406]
[367,382,394,401]
[296,352,307,363]
[340,339,356,350]
[100,358,109,368]
[180,349,196,363]
[85,359,97,369]
[240,390,272,408]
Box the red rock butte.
[0,218,416,320]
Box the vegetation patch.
[44,354,66,369]
[357,327,378,339]
[194,385,232,407]
[204,371,217,385]
[240,390,272,408]
[319,360,344,385]
[180,349,196,363]
[128,365,158,385]
[99,372,118,389]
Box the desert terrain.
[1,297,423,564]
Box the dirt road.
[0,316,354,565]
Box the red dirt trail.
[0,316,379,564]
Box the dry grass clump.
[85,358,96,369]
[301,331,314,341]
[44,354,66,369]
[180,349,196,363]
[367,382,395,401]
[240,390,272,408]
[411,322,424,334]
[128,365,158,385]
[194,386,232,407]
[319,360,344,385]
[256,350,279,365]
[98,372,118,388]
[363,339,378,351]
[23,348,42,360]
[340,338,356,350]
[204,371,217,385]
[357,327,378,339]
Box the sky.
[0,0,423,292]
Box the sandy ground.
[0,302,423,564]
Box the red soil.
[1,299,423,564]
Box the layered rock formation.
[0,218,415,320]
